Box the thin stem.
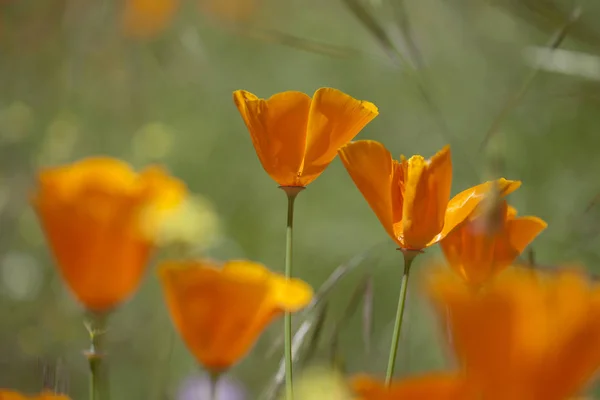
[85,313,109,400]
[385,251,417,385]
[280,186,304,400]
[209,372,220,400]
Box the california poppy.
[159,259,313,372]
[338,140,521,250]
[351,373,468,400]
[233,88,378,187]
[0,391,70,400]
[121,0,179,39]
[33,157,186,312]
[440,200,547,286]
[427,266,600,400]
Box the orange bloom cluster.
[24,85,596,400]
[353,266,600,400]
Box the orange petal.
[158,259,312,372]
[351,373,468,400]
[33,157,185,312]
[400,145,452,249]
[233,90,311,186]
[506,216,547,254]
[300,88,378,185]
[338,140,396,243]
[432,178,521,245]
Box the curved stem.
[280,186,304,400]
[385,251,417,385]
[209,372,220,400]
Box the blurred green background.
[2,0,600,398]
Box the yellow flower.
[338,140,520,250]
[159,259,313,372]
[440,200,547,285]
[233,88,378,187]
[427,266,600,400]
[33,157,186,312]
[0,390,70,400]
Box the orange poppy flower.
[0,391,70,400]
[440,201,547,286]
[233,88,378,187]
[158,259,313,372]
[338,140,521,250]
[121,0,179,39]
[428,266,600,400]
[351,373,468,400]
[33,157,186,312]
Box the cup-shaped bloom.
[440,200,547,286]
[233,88,378,187]
[33,157,186,312]
[351,373,468,400]
[0,391,70,400]
[338,140,521,250]
[159,259,313,372]
[427,266,600,400]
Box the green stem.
[280,186,304,400]
[86,313,110,400]
[209,371,220,400]
[385,251,417,385]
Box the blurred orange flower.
[440,201,547,286]
[33,157,186,312]
[159,259,313,372]
[338,140,521,250]
[233,88,378,187]
[428,266,600,400]
[351,373,468,400]
[121,0,179,39]
[0,391,70,400]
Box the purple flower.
[177,373,247,400]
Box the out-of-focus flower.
[351,373,468,400]
[290,366,353,400]
[37,113,80,166]
[121,0,179,39]
[427,266,600,400]
[0,101,34,144]
[338,140,521,250]
[144,194,221,251]
[197,0,259,25]
[33,157,186,312]
[131,122,174,163]
[0,390,70,400]
[440,200,547,286]
[233,88,378,187]
[177,373,246,400]
[159,259,313,372]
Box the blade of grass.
[261,306,327,400]
[479,6,581,151]
[265,243,385,357]
[362,275,374,357]
[329,275,371,368]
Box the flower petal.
[300,88,378,185]
[351,373,468,400]
[400,145,452,249]
[506,216,547,254]
[233,90,311,186]
[432,178,521,244]
[338,140,396,243]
